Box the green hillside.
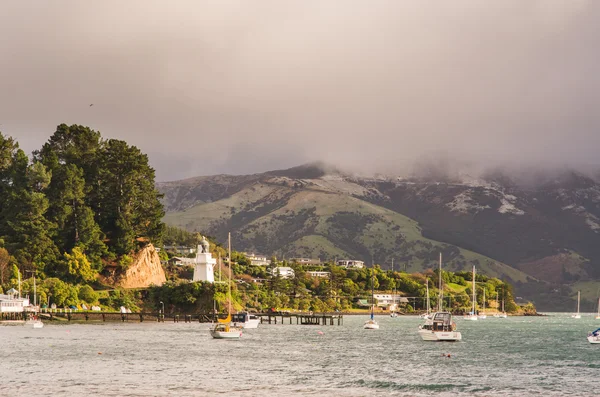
[164,183,532,283]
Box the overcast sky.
[1,1,599,181]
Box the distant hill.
[157,162,600,311]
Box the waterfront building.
[373,294,409,310]
[0,293,30,313]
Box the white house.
[270,267,295,279]
[243,253,271,266]
[289,257,321,265]
[163,245,197,255]
[307,271,330,279]
[337,260,365,269]
[373,294,409,310]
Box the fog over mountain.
[1,1,599,181]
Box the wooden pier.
[35,310,343,325]
[255,313,343,326]
[39,310,213,323]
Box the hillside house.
[289,257,321,265]
[163,245,196,255]
[243,253,271,266]
[337,259,365,269]
[307,271,330,278]
[269,267,295,279]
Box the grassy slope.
[164,181,533,283]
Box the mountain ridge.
[157,162,600,310]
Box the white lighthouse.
[192,236,216,283]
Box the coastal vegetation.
[0,124,527,314]
[149,243,524,315]
[0,124,163,308]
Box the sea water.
[1,314,598,396]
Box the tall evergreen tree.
[3,149,59,274]
[45,164,107,264]
[96,139,164,255]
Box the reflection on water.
[1,314,599,396]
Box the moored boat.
[587,328,600,344]
[210,233,242,340]
[232,312,260,329]
[419,312,462,342]
[363,269,379,330]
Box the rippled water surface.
[1,314,599,396]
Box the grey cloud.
[0,0,598,181]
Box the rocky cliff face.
[117,244,167,288]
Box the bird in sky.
[89,104,94,107]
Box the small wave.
[353,379,469,392]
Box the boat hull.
[210,330,242,339]
[364,320,379,330]
[588,335,600,344]
[463,315,478,321]
[234,319,260,329]
[419,329,462,342]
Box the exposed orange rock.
[116,244,166,288]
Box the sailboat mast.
[502,287,505,312]
[438,252,443,311]
[33,272,36,307]
[426,279,430,314]
[483,288,486,312]
[577,290,580,314]
[472,266,476,314]
[228,232,232,315]
[371,269,374,321]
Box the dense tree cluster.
[0,124,164,290]
[150,255,520,314]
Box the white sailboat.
[588,327,600,343]
[364,269,379,329]
[26,272,43,328]
[571,291,581,319]
[210,233,243,339]
[464,266,478,321]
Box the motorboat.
[390,312,398,318]
[418,312,462,342]
[588,328,600,344]
[26,315,44,329]
[232,312,260,329]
